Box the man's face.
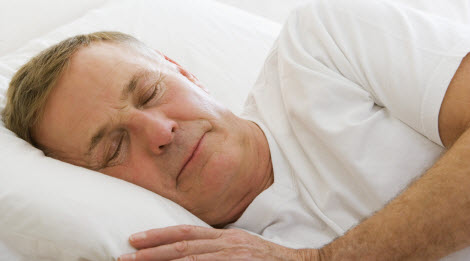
[33,42,269,225]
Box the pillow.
[214,0,310,24]
[0,0,281,260]
[0,0,109,57]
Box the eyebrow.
[120,69,152,100]
[85,69,151,161]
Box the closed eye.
[141,77,165,106]
[107,133,125,165]
[142,85,158,105]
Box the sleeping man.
[3,0,470,260]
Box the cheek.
[101,155,172,194]
[176,143,242,195]
[101,163,140,184]
[125,156,176,193]
[198,146,243,194]
[164,83,220,119]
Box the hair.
[1,31,145,149]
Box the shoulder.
[439,53,470,148]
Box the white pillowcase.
[0,0,109,57]
[0,0,280,260]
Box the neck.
[215,119,273,227]
[249,120,274,193]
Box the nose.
[127,110,178,155]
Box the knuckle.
[178,225,195,235]
[213,228,224,239]
[174,240,189,253]
[183,255,198,261]
[135,249,150,260]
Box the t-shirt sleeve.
[278,0,470,146]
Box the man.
[2,0,470,260]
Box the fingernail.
[130,232,146,242]
[118,253,136,261]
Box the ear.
[155,50,209,93]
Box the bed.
[0,0,307,260]
[3,0,470,260]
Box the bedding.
[0,0,280,260]
[0,0,109,57]
[215,0,309,23]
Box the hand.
[118,225,320,261]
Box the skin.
[32,42,274,227]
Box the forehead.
[72,42,163,78]
[33,42,165,163]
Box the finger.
[128,239,226,261]
[129,225,223,249]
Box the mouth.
[177,132,206,182]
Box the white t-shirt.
[227,0,470,260]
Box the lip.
[177,133,206,182]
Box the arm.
[318,53,470,261]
